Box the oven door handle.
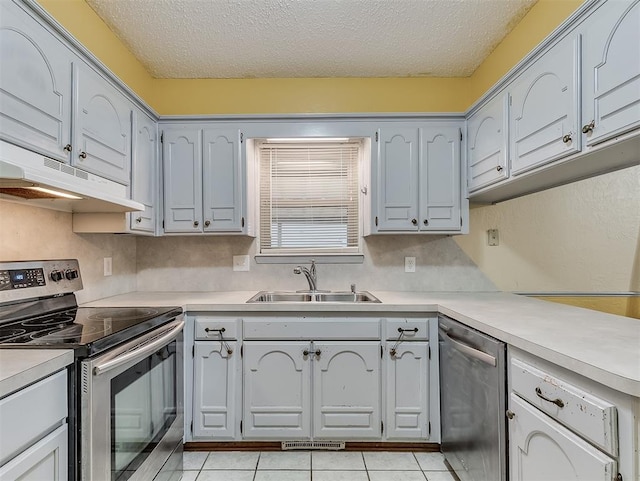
[93,319,184,376]
[441,329,497,367]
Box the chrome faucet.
[294,260,317,292]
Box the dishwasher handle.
[441,329,497,367]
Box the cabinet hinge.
[459,129,462,142]
[375,131,379,142]
[375,216,378,227]
[380,345,383,358]
[162,220,165,229]
[190,421,193,433]
[428,345,431,360]
[381,421,384,435]
[160,132,164,144]
[240,420,243,434]
[614,473,623,481]
[240,132,244,143]
[241,217,245,228]
[428,422,431,436]
[192,346,195,358]
[240,344,243,358]
[460,216,463,227]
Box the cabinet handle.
[204,327,225,333]
[315,349,322,357]
[204,220,211,227]
[496,165,504,172]
[193,221,199,227]
[423,219,428,226]
[303,349,310,357]
[506,410,515,420]
[79,151,87,159]
[582,120,595,134]
[135,217,142,223]
[411,218,417,225]
[535,387,565,408]
[562,134,572,144]
[63,144,72,152]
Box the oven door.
[80,317,184,481]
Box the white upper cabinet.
[509,35,581,175]
[372,123,464,234]
[467,93,509,192]
[581,0,640,146]
[130,108,157,233]
[375,127,420,231]
[163,127,203,233]
[0,1,73,163]
[203,128,245,232]
[73,62,132,184]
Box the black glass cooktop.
[0,305,182,357]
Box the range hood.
[0,141,144,213]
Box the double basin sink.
[247,291,381,303]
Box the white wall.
[0,201,137,303]
[135,234,496,293]
[455,165,640,292]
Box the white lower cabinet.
[384,342,429,440]
[509,393,616,481]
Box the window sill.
[255,254,364,264]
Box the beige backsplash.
[135,234,496,293]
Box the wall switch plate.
[103,257,112,276]
[404,256,416,273]
[233,255,250,272]
[487,229,500,246]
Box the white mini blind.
[258,140,361,254]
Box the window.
[258,139,362,256]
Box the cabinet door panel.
[73,63,131,184]
[510,36,580,175]
[193,341,238,439]
[509,394,616,481]
[420,126,461,230]
[130,109,156,232]
[243,342,311,439]
[467,94,509,192]
[385,342,429,440]
[376,128,419,231]
[582,0,640,145]
[163,128,202,233]
[313,341,380,439]
[0,1,72,162]
[203,128,244,232]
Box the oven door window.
[110,341,177,481]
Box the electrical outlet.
[233,255,250,272]
[487,229,500,246]
[103,257,112,277]
[404,256,416,273]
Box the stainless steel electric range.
[0,259,184,481]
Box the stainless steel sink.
[246,291,380,303]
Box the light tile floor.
[182,451,458,481]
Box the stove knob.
[50,270,63,282]
[65,269,79,280]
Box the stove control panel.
[0,259,83,303]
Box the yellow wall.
[534,297,640,319]
[37,0,582,115]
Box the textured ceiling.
[85,0,538,79]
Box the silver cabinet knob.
[562,134,572,144]
[193,221,199,227]
[204,220,211,227]
[135,217,142,223]
[79,151,87,159]
[411,218,417,225]
[582,120,595,134]
[315,349,322,357]
[303,350,310,357]
[423,219,428,226]
[63,144,72,152]
[496,165,504,172]
[506,410,515,420]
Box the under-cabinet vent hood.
[0,141,144,213]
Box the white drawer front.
[0,370,67,466]
[243,318,380,340]
[384,319,429,340]
[195,317,240,340]
[510,358,618,456]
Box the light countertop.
[83,290,640,397]
[0,349,74,398]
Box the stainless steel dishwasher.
[439,314,507,481]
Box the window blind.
[258,140,361,254]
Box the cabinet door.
[193,341,239,439]
[581,0,640,146]
[73,62,131,184]
[130,108,157,233]
[243,342,311,439]
[202,128,244,232]
[385,342,429,440]
[312,341,381,439]
[467,94,509,192]
[420,125,461,231]
[0,1,72,162]
[509,394,617,481]
[375,128,420,231]
[162,128,203,233]
[0,424,67,481]
[510,36,581,175]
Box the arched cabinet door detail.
[130,108,157,233]
[509,35,581,176]
[581,0,640,146]
[0,1,73,162]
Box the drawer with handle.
[384,319,429,340]
[510,357,618,456]
[195,317,240,340]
